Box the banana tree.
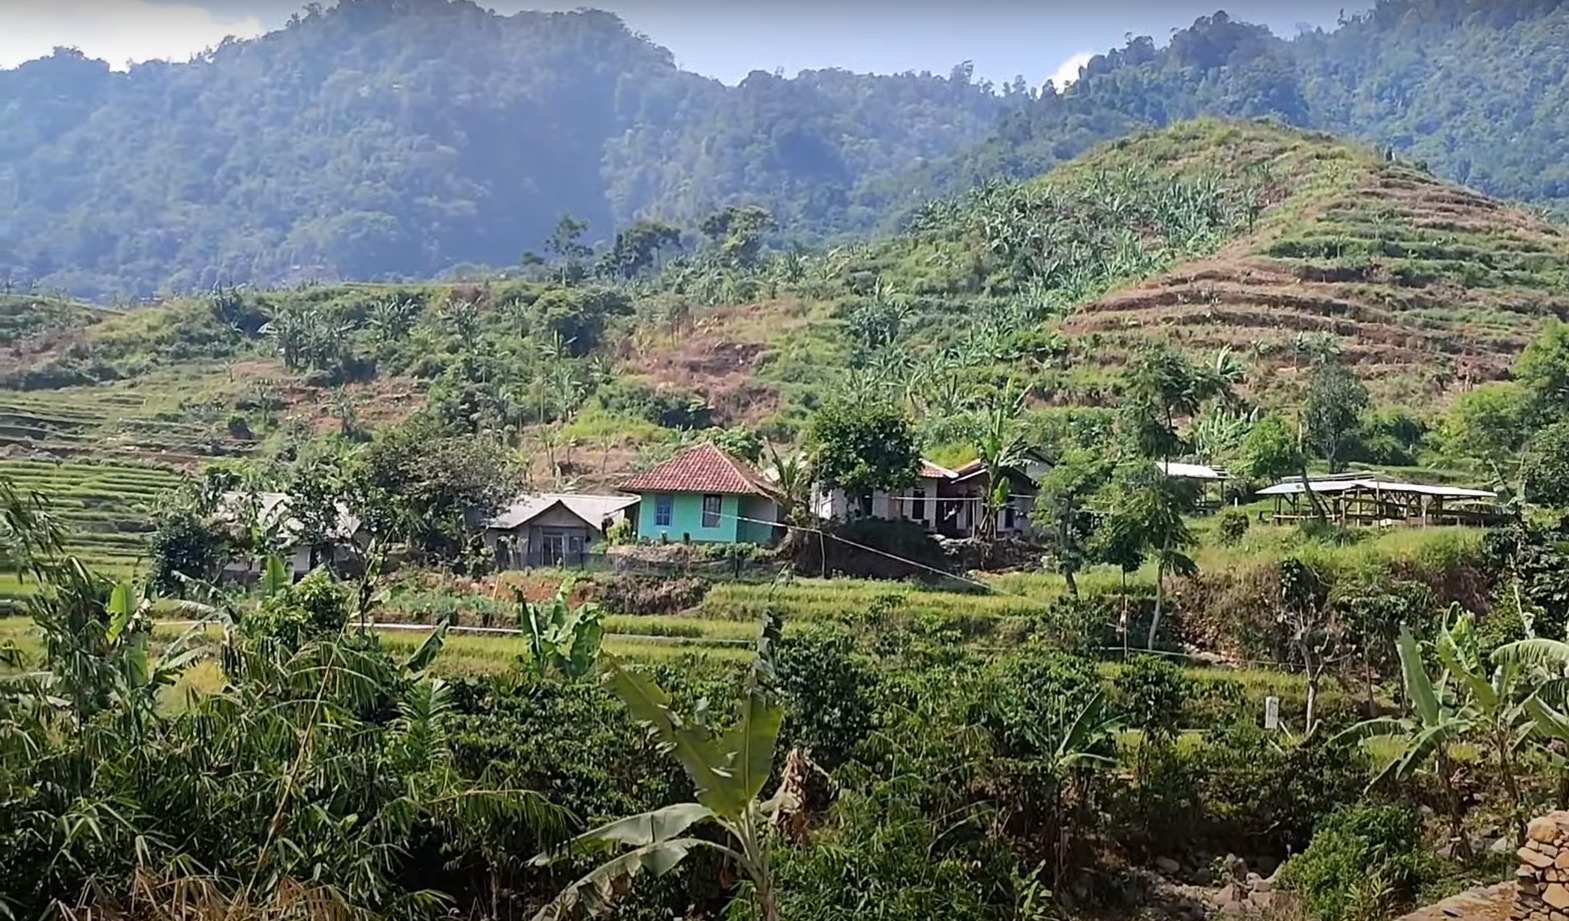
[517,577,604,680]
[1493,632,1569,814]
[1334,623,1479,855]
[1435,609,1534,842]
[531,614,791,921]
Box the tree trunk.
[1304,665,1320,738]
[1299,455,1328,522]
[1147,560,1166,650]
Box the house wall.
[738,496,780,545]
[636,492,741,544]
[488,506,607,569]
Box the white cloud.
[0,1,265,71]
[1048,51,1093,90]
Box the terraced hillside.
[1051,121,1569,404]
[1,120,1563,506]
[0,458,178,606]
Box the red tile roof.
[920,460,959,479]
[618,442,780,498]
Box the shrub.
[1216,507,1250,545]
[776,624,877,768]
[791,518,947,580]
[225,412,253,439]
[595,574,708,616]
[1032,594,1115,655]
[1113,655,1192,742]
[1279,803,1444,921]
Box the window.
[912,487,925,524]
[1004,504,1017,530]
[702,494,723,528]
[655,495,673,527]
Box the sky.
[0,0,1373,89]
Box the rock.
[1251,891,1276,910]
[1556,848,1569,868]
[1531,817,1563,843]
[1545,843,1562,858]
[1155,856,1182,875]
[1524,881,1545,897]
[1224,853,1247,879]
[1216,884,1244,906]
[1524,846,1557,869]
[1545,883,1569,910]
[1251,876,1275,894]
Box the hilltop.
[4,0,1569,297]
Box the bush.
[595,574,709,616]
[1113,655,1192,741]
[1279,803,1444,921]
[776,624,877,768]
[1032,594,1115,655]
[791,518,948,580]
[1216,508,1250,545]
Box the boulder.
[1529,816,1562,844]
[1155,856,1182,876]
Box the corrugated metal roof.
[1159,461,1231,481]
[1256,478,1497,499]
[489,493,638,530]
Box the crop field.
[0,458,179,604]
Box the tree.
[1237,412,1303,483]
[969,386,1028,548]
[604,219,682,278]
[1522,421,1569,509]
[1517,318,1569,425]
[1278,557,1347,737]
[531,614,791,921]
[1031,448,1113,597]
[357,418,518,562]
[546,213,594,283]
[699,205,777,271]
[1122,342,1217,462]
[1440,382,1530,490]
[1107,463,1196,650]
[148,507,230,595]
[1302,355,1369,473]
[805,398,920,496]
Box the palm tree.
[532,615,791,921]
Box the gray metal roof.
[488,493,638,531]
[1256,477,1497,500]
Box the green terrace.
[0,458,178,600]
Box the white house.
[217,491,368,580]
[813,455,1046,539]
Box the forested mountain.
[923,0,1569,217]
[1,0,1567,298]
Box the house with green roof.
[617,442,782,545]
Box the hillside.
[4,0,1569,298]
[3,119,1564,496]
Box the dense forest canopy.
[2,0,1568,298]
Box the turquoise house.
[618,442,782,545]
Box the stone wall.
[1516,813,1569,921]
